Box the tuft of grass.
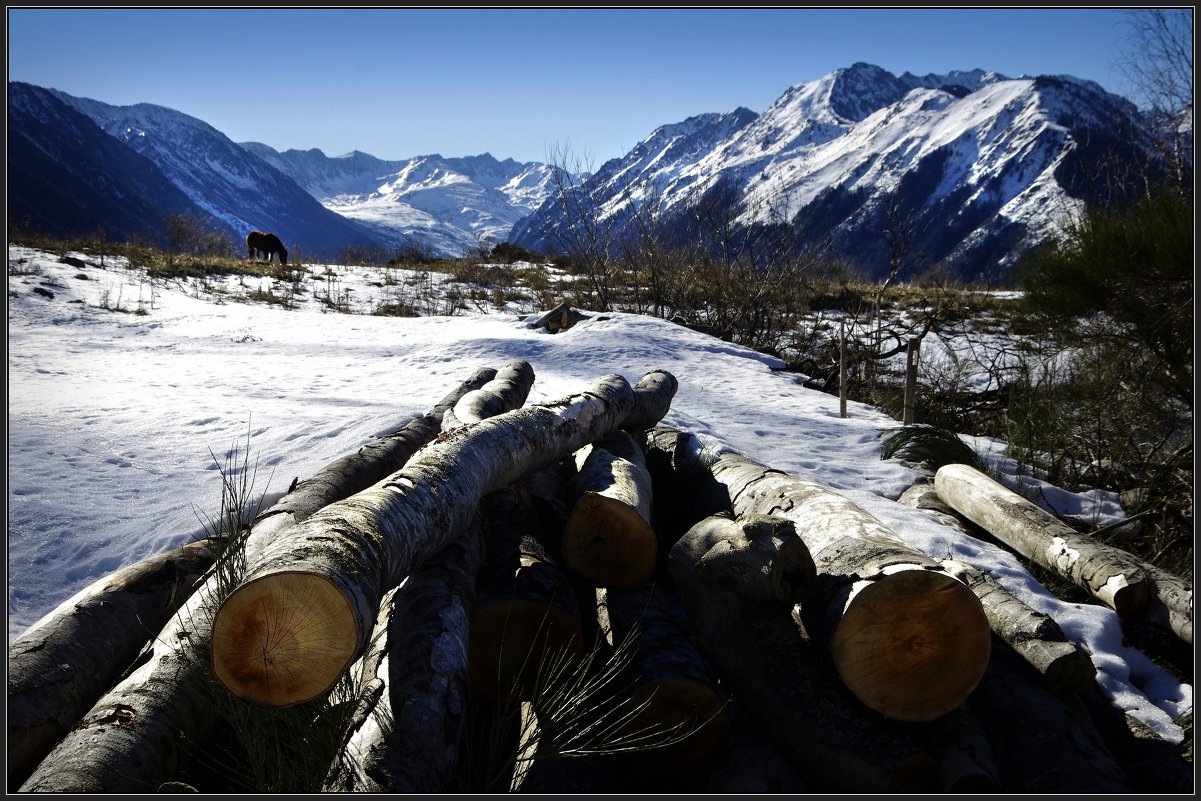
[880,423,984,471]
[179,424,372,793]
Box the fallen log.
[7,539,215,789]
[468,487,586,701]
[666,516,941,792]
[1135,560,1193,646]
[441,359,535,430]
[645,427,990,723]
[934,463,1153,620]
[324,514,484,793]
[939,558,1096,694]
[562,431,658,588]
[18,367,501,792]
[667,512,816,606]
[897,481,1097,694]
[525,302,590,333]
[211,370,678,707]
[594,583,732,777]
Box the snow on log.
[441,359,535,430]
[324,515,484,793]
[933,463,1153,619]
[7,540,214,789]
[211,370,678,707]
[645,426,990,723]
[18,367,501,792]
[562,431,658,588]
[666,519,941,791]
[468,486,585,701]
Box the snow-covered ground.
[6,244,1190,742]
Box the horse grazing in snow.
[246,231,288,265]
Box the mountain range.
[7,62,1180,278]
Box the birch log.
[19,367,500,792]
[562,431,658,588]
[934,463,1153,619]
[939,558,1096,694]
[595,584,732,776]
[666,517,941,792]
[211,370,678,707]
[8,540,214,788]
[441,359,535,430]
[324,515,484,793]
[468,487,585,701]
[897,481,1097,693]
[645,427,990,723]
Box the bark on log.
[1135,560,1193,645]
[468,487,586,701]
[441,359,535,430]
[939,558,1097,694]
[898,481,1097,694]
[934,463,1153,620]
[324,515,484,793]
[562,431,658,588]
[19,577,227,793]
[594,584,731,777]
[19,367,500,792]
[965,636,1133,792]
[645,427,990,723]
[7,540,215,789]
[211,370,678,707]
[668,513,816,606]
[666,522,941,792]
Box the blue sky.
[7,7,1160,165]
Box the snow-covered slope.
[512,63,1166,280]
[240,146,560,255]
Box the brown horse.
[246,231,288,265]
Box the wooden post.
[902,337,919,425]
[839,321,848,419]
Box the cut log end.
[468,599,585,700]
[211,572,359,707]
[562,493,657,588]
[832,569,991,722]
[622,679,731,774]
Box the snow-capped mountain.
[511,62,1173,281]
[240,145,559,256]
[8,82,241,246]
[39,87,387,260]
[9,62,1178,274]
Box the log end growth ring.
[211,572,359,707]
[833,569,991,722]
[562,493,657,589]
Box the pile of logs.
[8,363,1193,794]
